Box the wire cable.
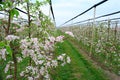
[60,0,108,26]
[49,0,56,27]
[72,10,120,25]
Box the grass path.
[51,39,109,80]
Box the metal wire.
[60,0,108,26]
[70,10,120,25]
[49,0,56,27]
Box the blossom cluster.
[4,61,14,74]
[5,35,20,42]
[0,34,71,80]
[65,31,74,37]
[44,36,64,51]
[0,35,20,61]
[0,49,7,60]
[19,36,70,80]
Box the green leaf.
[15,10,19,17]
[0,42,12,56]
[0,42,6,48]
[5,45,12,56]
[10,9,19,18]
[0,5,3,10]
[7,1,12,7]
[25,0,29,2]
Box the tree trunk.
[12,51,17,80]
[6,11,11,36]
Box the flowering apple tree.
[0,0,72,80]
[0,32,71,80]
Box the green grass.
[51,39,109,80]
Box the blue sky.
[50,0,120,26]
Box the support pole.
[90,7,96,56]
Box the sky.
[0,0,120,27]
[51,0,120,27]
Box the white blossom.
[44,40,54,51]
[6,75,13,79]
[8,61,14,64]
[44,73,50,79]
[28,77,33,80]
[29,50,35,56]
[65,31,74,37]
[61,62,66,66]
[19,36,71,79]
[37,60,44,65]
[56,36,64,42]
[31,38,38,44]
[22,49,30,57]
[40,66,45,75]
[20,71,24,77]
[57,55,64,61]
[20,43,27,49]
[67,56,71,63]
[5,35,19,42]
[4,64,10,73]
[20,39,31,49]
[0,49,6,60]
[17,57,22,63]
[46,61,51,67]
[51,60,58,67]
[48,36,55,43]
[62,53,66,56]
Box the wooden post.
[104,19,111,64]
[114,21,118,41]
[79,25,81,41]
[90,7,96,56]
[107,19,110,41]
